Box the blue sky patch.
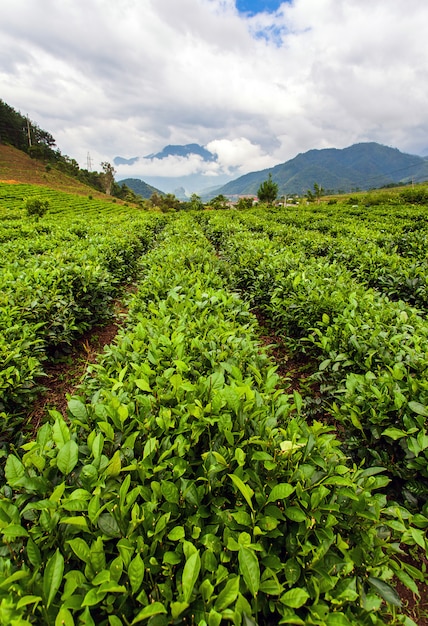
[236,0,289,16]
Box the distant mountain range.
[115,144,228,198]
[117,142,428,200]
[213,142,428,198]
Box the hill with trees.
[212,142,428,197]
[118,177,164,199]
[0,100,150,202]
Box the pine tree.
[257,173,278,205]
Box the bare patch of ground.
[25,321,121,437]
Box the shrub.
[24,197,49,220]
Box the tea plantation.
[0,182,427,625]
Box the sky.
[1,0,428,189]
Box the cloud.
[116,153,221,179]
[1,0,428,185]
[207,137,278,173]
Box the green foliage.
[149,192,182,212]
[236,197,254,210]
[0,99,55,154]
[100,162,116,196]
[306,183,325,203]
[209,194,229,210]
[399,186,428,205]
[0,183,164,416]
[257,174,278,205]
[0,214,422,624]
[24,197,49,220]
[200,205,428,505]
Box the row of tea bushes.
[199,209,428,502]
[0,184,164,418]
[218,207,428,312]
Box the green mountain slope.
[214,142,428,197]
[118,177,165,199]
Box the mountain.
[213,142,428,197]
[115,143,234,196]
[144,143,216,161]
[118,177,164,199]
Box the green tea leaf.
[128,553,145,594]
[27,539,42,567]
[60,516,89,530]
[68,399,88,420]
[131,602,167,623]
[238,547,260,596]
[57,440,79,475]
[266,483,295,504]
[52,417,71,447]
[167,526,185,541]
[214,575,240,612]
[382,427,408,440]
[16,595,42,610]
[161,480,179,504]
[135,378,151,392]
[285,507,306,522]
[2,524,29,538]
[228,474,254,511]
[82,587,105,607]
[259,578,283,595]
[55,607,74,626]
[171,601,189,619]
[5,455,25,486]
[105,450,121,477]
[368,577,401,607]
[98,513,121,538]
[182,550,201,603]
[208,609,222,626]
[280,587,310,608]
[43,549,64,608]
[67,538,90,563]
[409,401,428,417]
[200,579,214,601]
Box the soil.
[25,320,121,438]
[394,549,428,625]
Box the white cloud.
[207,137,277,173]
[1,0,428,185]
[116,153,220,179]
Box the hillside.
[213,142,428,197]
[0,144,106,196]
[118,177,164,199]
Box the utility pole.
[87,152,93,171]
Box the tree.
[306,183,325,204]
[209,194,229,210]
[257,173,278,205]
[236,197,254,210]
[189,193,204,211]
[100,161,116,195]
[24,197,49,220]
[149,192,181,212]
